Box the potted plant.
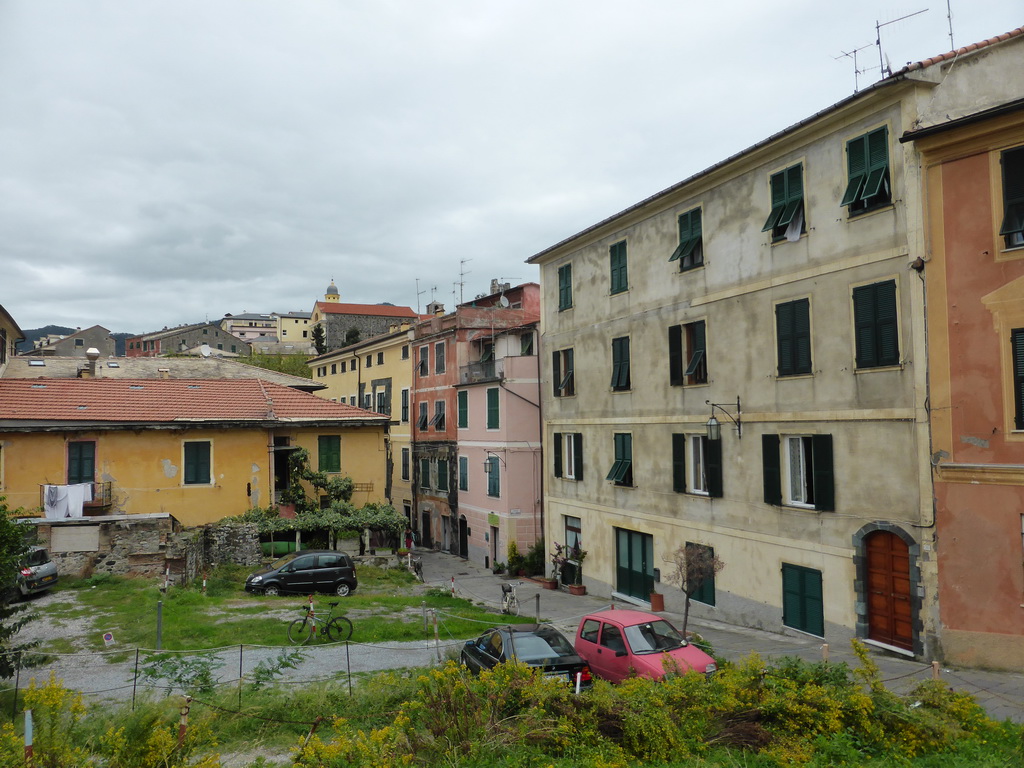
[551,542,588,594]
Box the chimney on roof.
[158,367,170,379]
[427,300,445,316]
[490,279,511,295]
[82,348,100,378]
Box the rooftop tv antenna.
[456,258,472,305]
[834,43,878,91]
[876,8,929,78]
[415,278,427,314]
[945,0,955,50]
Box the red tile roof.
[893,26,1024,75]
[314,302,418,317]
[0,378,386,425]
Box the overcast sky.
[1,1,1021,334]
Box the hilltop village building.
[310,280,419,351]
[528,29,1024,668]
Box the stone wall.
[32,516,262,585]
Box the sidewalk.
[416,548,1024,724]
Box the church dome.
[326,280,339,297]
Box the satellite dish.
[200,344,212,358]
[498,295,510,308]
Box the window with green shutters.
[429,401,445,431]
[606,433,633,487]
[435,342,446,374]
[436,459,449,491]
[609,240,628,294]
[610,337,631,391]
[486,456,500,497]
[999,146,1024,248]
[687,543,717,606]
[553,348,575,397]
[1013,328,1024,430]
[557,263,573,310]
[401,448,410,481]
[762,434,834,511]
[669,208,703,271]
[762,164,805,241]
[401,389,409,422]
[418,346,429,376]
[670,322,707,386]
[183,441,211,485]
[841,127,890,214]
[853,280,899,368]
[318,435,341,473]
[782,564,824,636]
[457,390,468,428]
[459,456,469,491]
[417,402,429,430]
[67,440,96,485]
[486,387,500,429]
[420,458,431,489]
[776,298,812,376]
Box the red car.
[574,609,717,682]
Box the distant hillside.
[16,326,137,356]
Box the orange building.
[908,97,1024,669]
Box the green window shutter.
[841,135,868,206]
[68,441,96,485]
[610,241,628,294]
[705,437,723,498]
[184,442,211,485]
[668,325,683,385]
[684,322,706,379]
[486,388,500,429]
[564,349,574,395]
[861,127,890,199]
[457,390,468,428]
[776,164,804,230]
[552,350,562,397]
[318,435,340,473]
[459,456,469,491]
[436,459,449,491]
[762,171,787,231]
[804,568,825,636]
[811,434,835,511]
[558,264,573,309]
[999,147,1024,238]
[776,302,795,377]
[875,281,899,366]
[1013,329,1024,427]
[573,433,584,480]
[762,434,781,505]
[853,282,900,369]
[487,456,500,496]
[672,434,686,493]
[611,337,630,390]
[554,432,563,478]
[420,458,431,489]
[670,209,703,266]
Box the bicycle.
[500,581,521,615]
[288,596,353,644]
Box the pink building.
[411,283,541,564]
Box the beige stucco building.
[528,28,1024,663]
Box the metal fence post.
[237,644,244,710]
[535,593,540,621]
[132,648,140,711]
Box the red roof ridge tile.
[893,26,1024,76]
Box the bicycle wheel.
[507,595,520,616]
[325,616,353,642]
[288,617,314,645]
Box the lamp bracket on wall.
[705,397,742,441]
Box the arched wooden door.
[866,531,913,650]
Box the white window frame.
[783,435,814,508]
[688,434,709,496]
[563,434,576,480]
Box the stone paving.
[417,548,1024,724]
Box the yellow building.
[0,302,24,377]
[0,377,389,526]
[309,325,414,525]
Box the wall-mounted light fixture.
[482,451,507,469]
[705,397,742,441]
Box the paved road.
[6,549,1023,725]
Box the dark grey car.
[244,550,357,597]
[7,546,59,600]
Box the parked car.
[6,546,60,601]
[574,609,717,682]
[244,550,357,597]
[461,624,593,687]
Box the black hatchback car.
[244,550,357,597]
[461,624,592,688]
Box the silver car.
[16,547,59,597]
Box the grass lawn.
[41,563,530,652]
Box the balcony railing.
[460,358,504,384]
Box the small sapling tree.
[665,543,725,637]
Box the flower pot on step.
[568,584,586,596]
